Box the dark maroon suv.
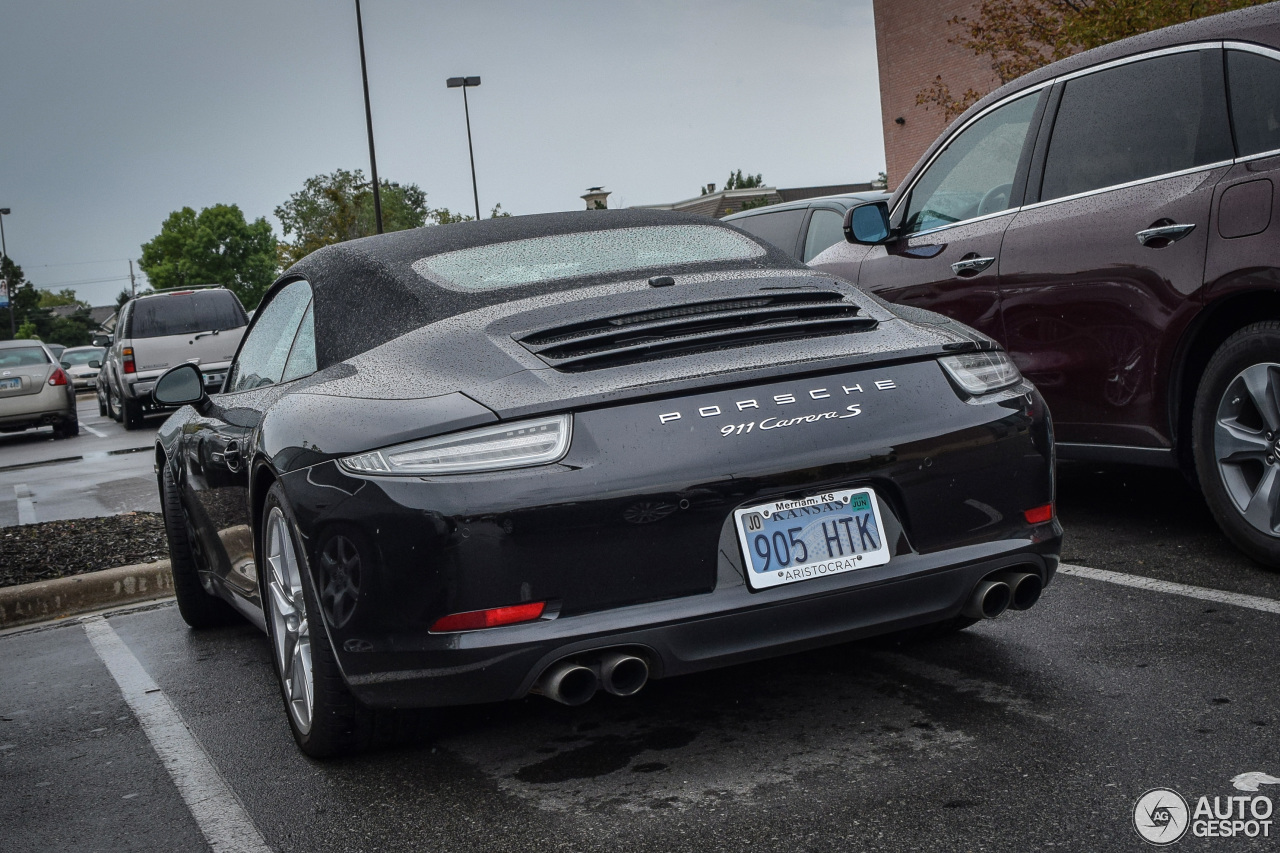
[810,5,1280,566]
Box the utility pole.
[354,0,384,233]
[129,259,136,299]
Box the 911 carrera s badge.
[657,378,897,427]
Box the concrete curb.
[0,560,174,629]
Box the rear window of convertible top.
[411,225,765,291]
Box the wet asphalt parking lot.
[3,459,1280,851]
[0,393,162,527]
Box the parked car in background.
[101,286,248,429]
[723,191,889,263]
[152,210,1058,757]
[0,340,78,438]
[59,345,105,391]
[814,5,1280,566]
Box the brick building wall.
[873,0,1000,190]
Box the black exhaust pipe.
[597,652,649,697]
[998,571,1043,611]
[961,579,1011,620]
[533,661,599,706]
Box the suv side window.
[226,280,312,392]
[1041,49,1232,201]
[900,90,1041,235]
[730,209,807,258]
[1227,49,1280,158]
[802,209,847,262]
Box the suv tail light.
[48,367,69,387]
[123,346,136,374]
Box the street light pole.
[0,208,12,338]
[354,0,384,234]
[447,76,482,220]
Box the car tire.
[261,482,376,758]
[1193,322,1280,569]
[122,397,144,430]
[53,415,79,439]
[162,465,240,629]
[106,383,122,423]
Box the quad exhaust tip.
[534,651,650,705]
[535,661,599,706]
[962,579,1011,620]
[1000,571,1043,611]
[962,568,1044,620]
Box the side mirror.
[154,363,207,408]
[844,201,893,245]
[60,361,71,369]
[88,359,101,369]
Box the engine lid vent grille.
[515,291,876,372]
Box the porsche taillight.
[123,347,136,374]
[48,367,69,386]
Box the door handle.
[1136,222,1195,247]
[951,254,995,277]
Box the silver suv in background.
[102,286,248,429]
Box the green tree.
[724,170,765,190]
[919,0,1271,119]
[16,320,38,340]
[39,288,87,309]
[1,256,42,342]
[139,204,279,310]
[274,169,432,268]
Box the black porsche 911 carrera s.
[152,209,1060,757]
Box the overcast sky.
[1,0,884,307]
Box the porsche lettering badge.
[658,378,897,428]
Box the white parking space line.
[14,484,36,525]
[80,422,107,438]
[82,616,272,853]
[1059,563,1280,616]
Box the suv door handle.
[1136,222,1195,247]
[951,254,995,277]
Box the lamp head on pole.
[0,209,9,215]
[447,76,481,88]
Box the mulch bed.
[0,512,168,588]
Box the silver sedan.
[0,340,79,438]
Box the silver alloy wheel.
[1214,362,1280,536]
[265,506,314,734]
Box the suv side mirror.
[154,363,208,408]
[88,359,101,369]
[844,201,893,245]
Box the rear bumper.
[126,368,225,407]
[0,385,75,428]
[265,359,1059,710]
[338,540,1059,709]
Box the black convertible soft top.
[284,209,800,369]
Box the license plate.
[0,378,20,391]
[734,488,890,590]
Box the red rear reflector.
[1024,503,1054,524]
[123,360,136,374]
[430,601,545,633]
[48,368,68,386]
